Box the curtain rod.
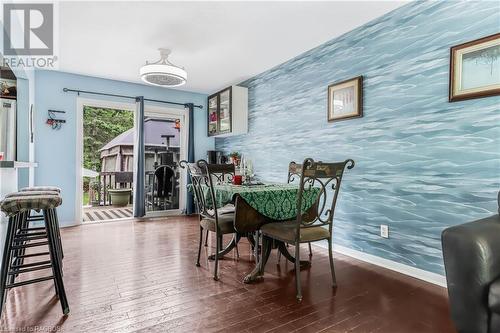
[62,88,203,109]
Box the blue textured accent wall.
[216,1,500,275]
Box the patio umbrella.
[83,168,99,178]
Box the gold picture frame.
[327,76,363,122]
[449,33,500,102]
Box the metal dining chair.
[181,160,238,281]
[203,163,236,246]
[260,158,354,301]
[278,161,312,261]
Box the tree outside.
[83,106,134,171]
[83,106,134,204]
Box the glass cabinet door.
[208,95,218,136]
[218,88,231,134]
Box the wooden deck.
[83,205,133,222]
[0,216,455,332]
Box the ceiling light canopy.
[140,48,187,87]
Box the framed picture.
[449,33,500,102]
[328,76,363,122]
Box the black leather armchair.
[442,193,500,333]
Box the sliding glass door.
[77,98,189,223]
[144,108,186,216]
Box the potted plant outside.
[108,188,132,207]
[89,179,101,207]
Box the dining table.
[197,182,320,283]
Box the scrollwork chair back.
[295,158,355,234]
[181,160,217,220]
[207,163,235,184]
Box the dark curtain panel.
[133,96,146,217]
[186,103,195,215]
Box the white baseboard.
[316,243,447,288]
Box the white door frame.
[76,97,188,224]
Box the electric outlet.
[380,225,389,238]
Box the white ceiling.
[58,1,407,94]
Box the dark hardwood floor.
[0,216,456,332]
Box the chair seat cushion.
[205,204,235,217]
[489,278,500,314]
[261,221,330,243]
[0,194,62,216]
[218,204,235,215]
[200,213,235,234]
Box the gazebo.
[99,118,180,173]
[94,118,181,207]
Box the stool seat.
[20,186,61,193]
[0,194,62,216]
[3,191,60,199]
[2,191,65,264]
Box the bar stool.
[0,192,69,316]
[3,190,64,270]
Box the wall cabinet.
[207,86,248,137]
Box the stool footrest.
[16,252,50,259]
[11,241,49,250]
[27,216,45,221]
[8,264,52,275]
[14,234,48,241]
[6,276,54,288]
[16,231,47,237]
[11,260,51,269]
[20,227,45,232]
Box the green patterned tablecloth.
[197,183,319,221]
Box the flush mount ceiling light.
[140,48,187,87]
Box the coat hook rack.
[47,109,66,130]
